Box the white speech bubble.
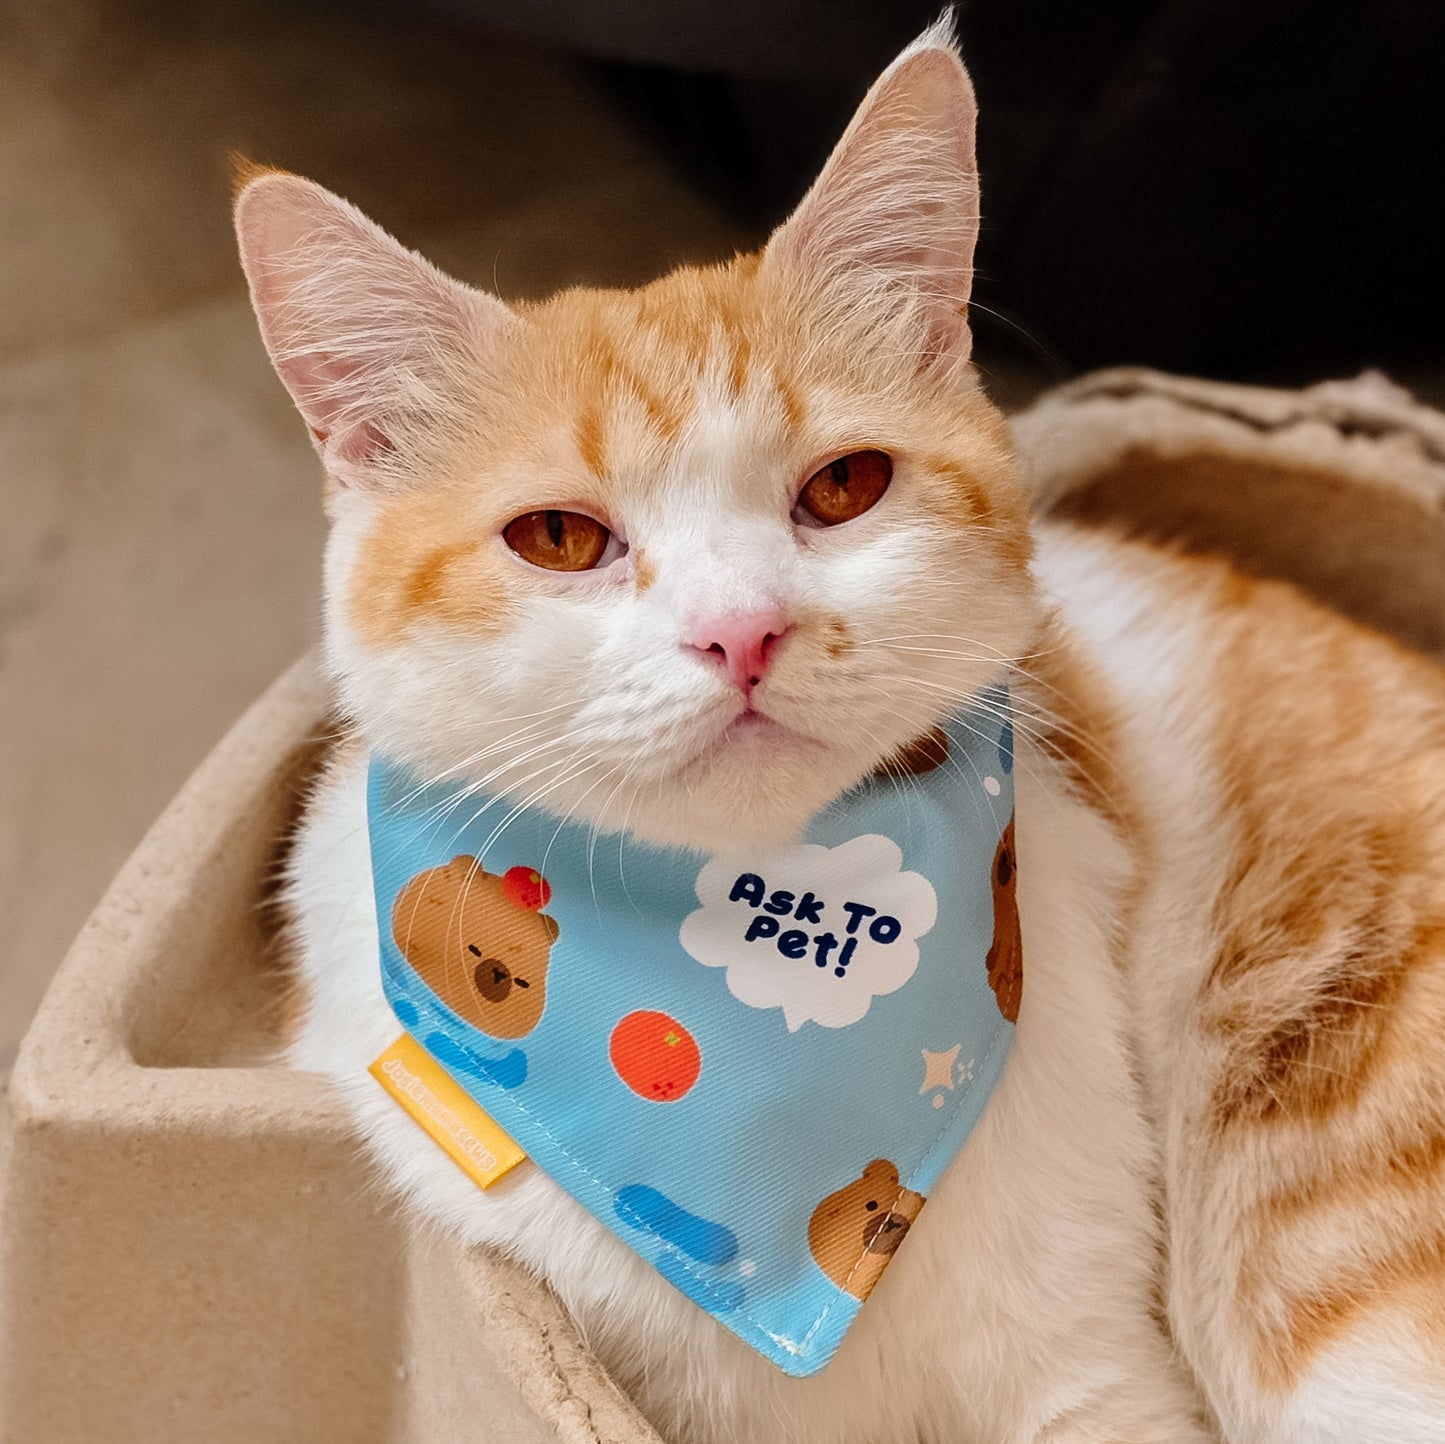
[679,834,938,1032]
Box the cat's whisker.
[394,701,581,808]
[970,692,1119,782]
[420,735,578,836]
[939,693,1113,807]
[837,683,1016,798]
[851,682,1094,813]
[847,661,1117,779]
[436,741,585,854]
[435,720,615,801]
[852,718,933,821]
[585,765,643,907]
[403,718,581,821]
[854,630,1069,671]
[466,754,609,870]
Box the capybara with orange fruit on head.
[391,857,559,1038]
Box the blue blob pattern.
[615,1184,739,1265]
[998,717,1014,775]
[425,1031,528,1090]
[392,996,420,1028]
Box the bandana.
[366,697,1020,1376]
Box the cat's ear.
[764,20,980,362]
[234,170,515,488]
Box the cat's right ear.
[763,21,980,366]
[233,169,515,489]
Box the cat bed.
[3,367,1444,1444]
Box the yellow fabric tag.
[369,1033,528,1189]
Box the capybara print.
[808,1159,926,1301]
[391,856,558,1038]
[985,818,1022,1023]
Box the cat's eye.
[796,450,893,527]
[503,509,611,571]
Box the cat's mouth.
[728,707,780,732]
[719,701,812,746]
[687,702,833,771]
[654,695,843,807]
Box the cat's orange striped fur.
[239,20,1445,1442]
[1108,538,1445,1395]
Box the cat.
[238,21,1445,1443]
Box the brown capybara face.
[985,817,1023,1023]
[391,856,559,1039]
[807,1159,926,1301]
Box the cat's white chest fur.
[284,617,1211,1444]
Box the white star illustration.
[957,1056,976,1083]
[920,1045,961,1094]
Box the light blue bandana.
[367,697,1020,1376]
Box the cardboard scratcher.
[4,368,1445,1443]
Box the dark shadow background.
[455,0,1444,385]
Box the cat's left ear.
[234,169,516,489]
[763,20,980,363]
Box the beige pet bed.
[4,368,1444,1444]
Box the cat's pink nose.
[686,610,793,697]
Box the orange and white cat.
[238,22,1445,1443]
